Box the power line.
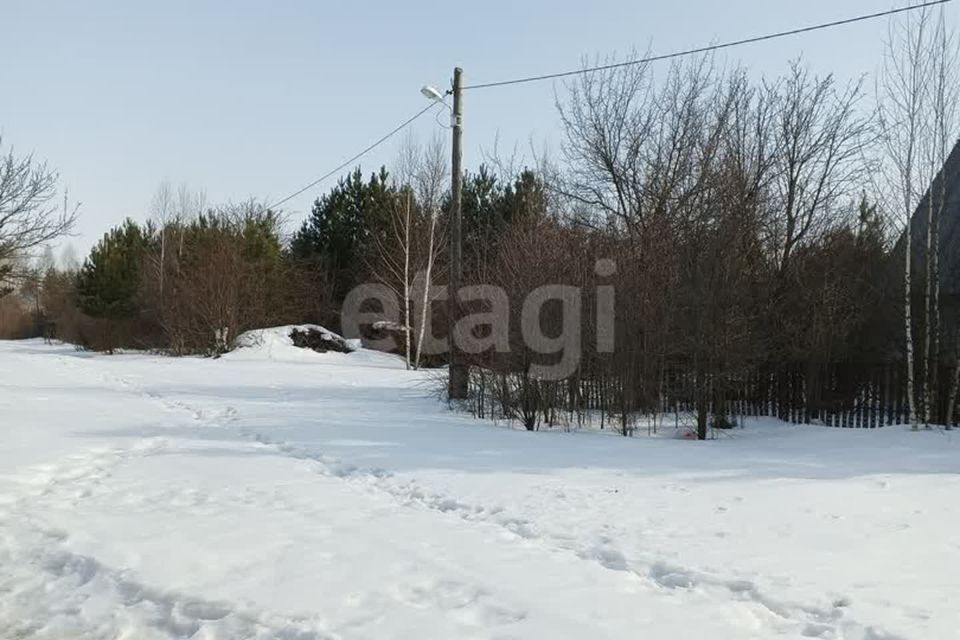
[270,0,949,207]
[463,0,952,91]
[268,102,440,211]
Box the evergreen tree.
[290,167,394,300]
[461,166,503,259]
[856,193,885,250]
[240,210,284,264]
[75,219,147,319]
[460,166,546,280]
[501,170,547,225]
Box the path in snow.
[0,339,957,639]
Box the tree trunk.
[403,193,412,370]
[159,226,166,299]
[905,219,918,430]
[946,353,960,431]
[922,193,934,427]
[696,369,708,440]
[414,209,438,369]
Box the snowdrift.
[228,324,404,368]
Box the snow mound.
[228,325,402,368]
[232,325,355,358]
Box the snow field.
[0,337,957,639]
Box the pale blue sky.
[4,1,957,255]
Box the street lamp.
[420,85,445,102]
[422,85,454,128]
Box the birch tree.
[920,11,958,427]
[150,180,175,299]
[373,135,447,369]
[878,5,958,429]
[878,8,931,430]
[412,136,448,369]
[175,183,206,262]
[376,139,417,368]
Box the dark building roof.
[907,137,960,297]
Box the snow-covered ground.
[1,336,958,639]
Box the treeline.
[20,153,546,357]
[30,203,322,353]
[11,9,959,437]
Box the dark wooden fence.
[566,362,958,428]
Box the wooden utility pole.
[448,67,469,399]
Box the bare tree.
[175,183,206,261]
[412,136,448,369]
[59,243,80,272]
[148,180,207,339]
[549,51,902,437]
[370,135,448,368]
[0,138,77,287]
[920,10,958,427]
[376,135,418,368]
[559,57,738,436]
[556,51,655,232]
[767,62,869,276]
[877,8,930,430]
[877,5,958,429]
[150,180,175,299]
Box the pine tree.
[856,193,885,250]
[460,166,546,281]
[75,219,147,319]
[290,167,395,300]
